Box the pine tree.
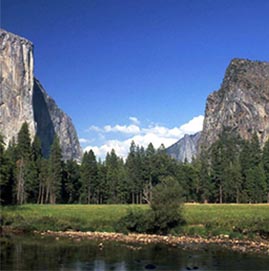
[105,149,127,203]
[37,158,49,204]
[125,141,144,204]
[198,148,212,203]
[176,162,200,202]
[48,136,62,204]
[209,128,243,203]
[96,160,108,204]
[0,134,10,204]
[210,139,224,203]
[240,134,264,202]
[262,139,269,203]
[80,150,98,204]
[16,122,32,204]
[62,160,81,203]
[26,135,42,203]
[142,143,156,203]
[3,139,18,205]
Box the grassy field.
[1,204,269,239]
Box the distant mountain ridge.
[0,29,82,161]
[166,132,201,162]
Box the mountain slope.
[166,132,201,162]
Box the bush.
[116,208,152,233]
[149,176,185,234]
[118,176,185,235]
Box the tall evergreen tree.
[15,122,32,204]
[209,128,242,203]
[3,139,18,205]
[48,136,62,204]
[176,162,200,202]
[26,135,42,203]
[0,134,12,204]
[126,141,144,204]
[198,148,212,203]
[62,160,81,203]
[240,134,265,202]
[96,160,108,204]
[262,139,269,202]
[80,150,98,204]
[142,143,156,203]
[37,158,49,204]
[105,149,127,203]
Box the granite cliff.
[166,132,201,162]
[0,29,82,161]
[167,58,269,161]
[199,58,269,151]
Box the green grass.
[1,204,269,239]
[182,204,269,238]
[0,204,148,232]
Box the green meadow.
[1,204,269,239]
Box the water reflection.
[1,234,269,271]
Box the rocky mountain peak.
[221,58,269,92]
[199,58,269,151]
[166,132,201,162]
[0,29,82,161]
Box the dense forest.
[1,123,269,205]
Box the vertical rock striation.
[0,29,82,161]
[166,132,201,162]
[199,58,269,150]
[0,29,35,142]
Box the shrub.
[118,176,185,234]
[149,176,185,234]
[116,208,152,233]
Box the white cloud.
[84,140,131,159]
[83,115,204,160]
[88,125,102,132]
[129,116,140,125]
[180,115,204,135]
[79,138,91,144]
[104,124,140,134]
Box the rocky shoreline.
[38,230,269,255]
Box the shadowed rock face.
[0,29,82,161]
[199,58,269,151]
[33,78,82,161]
[166,132,201,162]
[32,79,55,158]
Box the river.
[1,234,269,270]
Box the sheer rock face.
[166,132,201,162]
[0,29,82,161]
[0,29,35,142]
[199,58,269,151]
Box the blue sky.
[2,0,269,158]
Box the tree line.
[1,123,269,205]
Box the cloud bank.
[82,115,204,160]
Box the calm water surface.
[1,234,269,271]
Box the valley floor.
[1,203,269,254]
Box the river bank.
[1,204,269,256]
[2,231,269,271]
[35,230,269,256]
[1,204,269,237]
